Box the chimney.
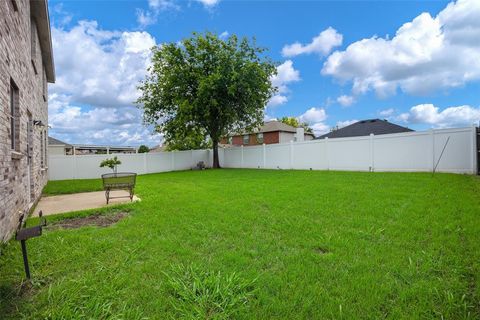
[295,127,305,142]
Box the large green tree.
[137,32,277,168]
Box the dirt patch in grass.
[314,246,330,255]
[49,212,128,229]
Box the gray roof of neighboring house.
[30,0,55,82]
[236,121,315,136]
[316,119,414,139]
[48,136,71,146]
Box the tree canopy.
[280,117,313,134]
[138,145,150,153]
[137,32,277,167]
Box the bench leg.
[129,188,134,201]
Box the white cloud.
[196,0,221,8]
[379,108,395,117]
[282,27,343,57]
[48,94,162,146]
[310,122,330,136]
[136,0,179,28]
[268,60,301,107]
[219,31,229,39]
[336,119,358,128]
[297,107,329,136]
[336,95,355,107]
[322,0,480,97]
[51,21,155,108]
[298,107,327,124]
[398,104,480,128]
[49,21,159,146]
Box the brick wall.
[225,132,280,146]
[0,0,49,242]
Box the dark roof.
[316,119,413,139]
[48,136,70,146]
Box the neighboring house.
[48,136,73,155]
[317,119,414,139]
[221,121,315,146]
[47,137,138,155]
[70,144,137,155]
[1,0,55,241]
[149,145,168,153]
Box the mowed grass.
[1,169,479,319]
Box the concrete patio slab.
[32,191,140,217]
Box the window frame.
[9,79,19,151]
[30,17,38,74]
[256,133,264,144]
[243,134,249,145]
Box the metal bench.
[101,172,137,204]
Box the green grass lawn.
[1,169,479,319]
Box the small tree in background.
[100,156,122,174]
[280,117,313,134]
[138,145,150,153]
[137,32,277,168]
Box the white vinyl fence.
[48,127,477,180]
[48,149,212,180]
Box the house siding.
[0,0,50,242]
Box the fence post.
[143,152,147,174]
[263,143,266,168]
[325,137,329,170]
[370,133,374,172]
[290,140,294,169]
[241,145,244,168]
[171,151,175,171]
[191,149,194,168]
[73,147,77,179]
[472,125,477,174]
[430,129,435,172]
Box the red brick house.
[221,121,315,146]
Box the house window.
[42,65,47,101]
[9,79,19,150]
[256,133,264,144]
[243,135,249,145]
[31,18,38,74]
[228,137,233,144]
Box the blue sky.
[47,0,480,146]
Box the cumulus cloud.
[336,119,358,128]
[48,94,162,146]
[49,21,160,146]
[398,104,480,128]
[322,0,480,97]
[51,21,155,108]
[336,95,355,107]
[196,0,221,8]
[282,27,343,57]
[297,107,329,136]
[219,31,229,39]
[268,60,301,107]
[136,0,179,28]
[379,108,395,117]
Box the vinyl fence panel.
[48,127,477,180]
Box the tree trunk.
[212,140,221,169]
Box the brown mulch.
[48,212,128,229]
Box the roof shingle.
[316,119,413,139]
